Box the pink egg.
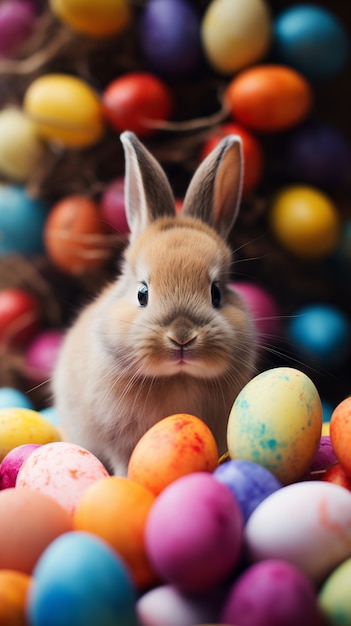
[145,472,243,592]
[100,177,129,235]
[24,330,64,385]
[230,281,282,342]
[0,443,40,489]
[16,441,109,516]
[0,1,37,57]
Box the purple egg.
[214,459,282,523]
[100,177,129,235]
[145,472,244,592]
[221,559,322,626]
[138,0,202,79]
[0,0,37,57]
[0,443,41,489]
[302,435,337,480]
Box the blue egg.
[138,0,201,79]
[273,4,350,81]
[287,304,351,368]
[283,120,351,189]
[0,184,46,254]
[40,405,60,427]
[0,386,34,409]
[27,531,138,626]
[213,459,282,524]
[321,399,334,423]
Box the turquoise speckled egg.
[227,367,322,484]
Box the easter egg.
[24,329,64,385]
[100,177,129,234]
[273,5,349,81]
[0,443,41,489]
[102,72,173,137]
[201,0,271,75]
[323,463,351,491]
[0,570,32,625]
[0,184,46,254]
[137,584,222,626]
[44,195,111,275]
[0,407,61,462]
[145,472,243,592]
[0,288,41,348]
[0,386,34,410]
[23,74,105,148]
[200,123,264,195]
[40,406,60,427]
[138,0,201,79]
[0,107,46,182]
[269,185,341,258]
[230,281,281,342]
[0,487,72,573]
[0,0,36,56]
[225,65,312,132]
[221,559,321,626]
[227,367,322,484]
[245,481,351,584]
[127,413,219,495]
[74,476,157,588]
[28,531,138,626]
[287,304,351,368]
[319,556,351,625]
[306,435,337,477]
[17,441,109,516]
[50,0,131,37]
[329,397,351,477]
[214,459,282,523]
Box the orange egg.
[329,397,351,476]
[127,413,219,495]
[225,65,313,132]
[0,488,72,574]
[74,476,157,588]
[44,195,112,275]
[0,570,32,626]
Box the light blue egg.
[27,531,138,626]
[0,184,46,254]
[287,304,351,368]
[40,405,60,427]
[0,386,34,409]
[273,4,350,80]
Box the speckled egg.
[0,408,61,462]
[227,367,323,484]
[16,441,109,516]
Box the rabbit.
[52,131,257,475]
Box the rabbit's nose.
[168,333,197,348]
[167,318,198,347]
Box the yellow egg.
[0,408,61,461]
[201,0,272,74]
[319,556,351,623]
[23,74,105,148]
[50,0,131,37]
[0,108,46,182]
[227,367,322,484]
[269,185,341,258]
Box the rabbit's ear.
[120,131,176,242]
[181,135,243,240]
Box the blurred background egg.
[24,329,64,386]
[0,185,46,255]
[0,288,41,348]
[0,386,34,410]
[225,64,313,132]
[201,0,272,74]
[49,0,131,37]
[0,107,46,182]
[0,407,61,462]
[138,0,201,79]
[227,367,323,484]
[100,177,129,235]
[23,74,105,148]
[0,569,32,625]
[0,0,37,57]
[230,281,282,344]
[273,4,350,81]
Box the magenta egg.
[24,330,64,385]
[0,1,37,57]
[230,281,282,342]
[0,443,40,489]
[100,177,129,235]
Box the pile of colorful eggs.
[0,366,351,625]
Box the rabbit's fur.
[53,132,257,475]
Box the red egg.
[100,177,129,235]
[200,123,264,195]
[323,462,351,491]
[0,288,41,348]
[44,195,111,275]
[102,72,173,137]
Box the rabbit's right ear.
[120,131,176,242]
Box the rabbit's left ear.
[120,131,176,242]
[181,135,244,240]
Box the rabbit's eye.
[211,282,221,308]
[138,282,149,306]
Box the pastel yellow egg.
[201,0,271,74]
[0,408,61,461]
[50,0,131,37]
[0,108,46,182]
[269,185,340,258]
[23,74,105,148]
[319,556,351,624]
[227,367,322,484]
